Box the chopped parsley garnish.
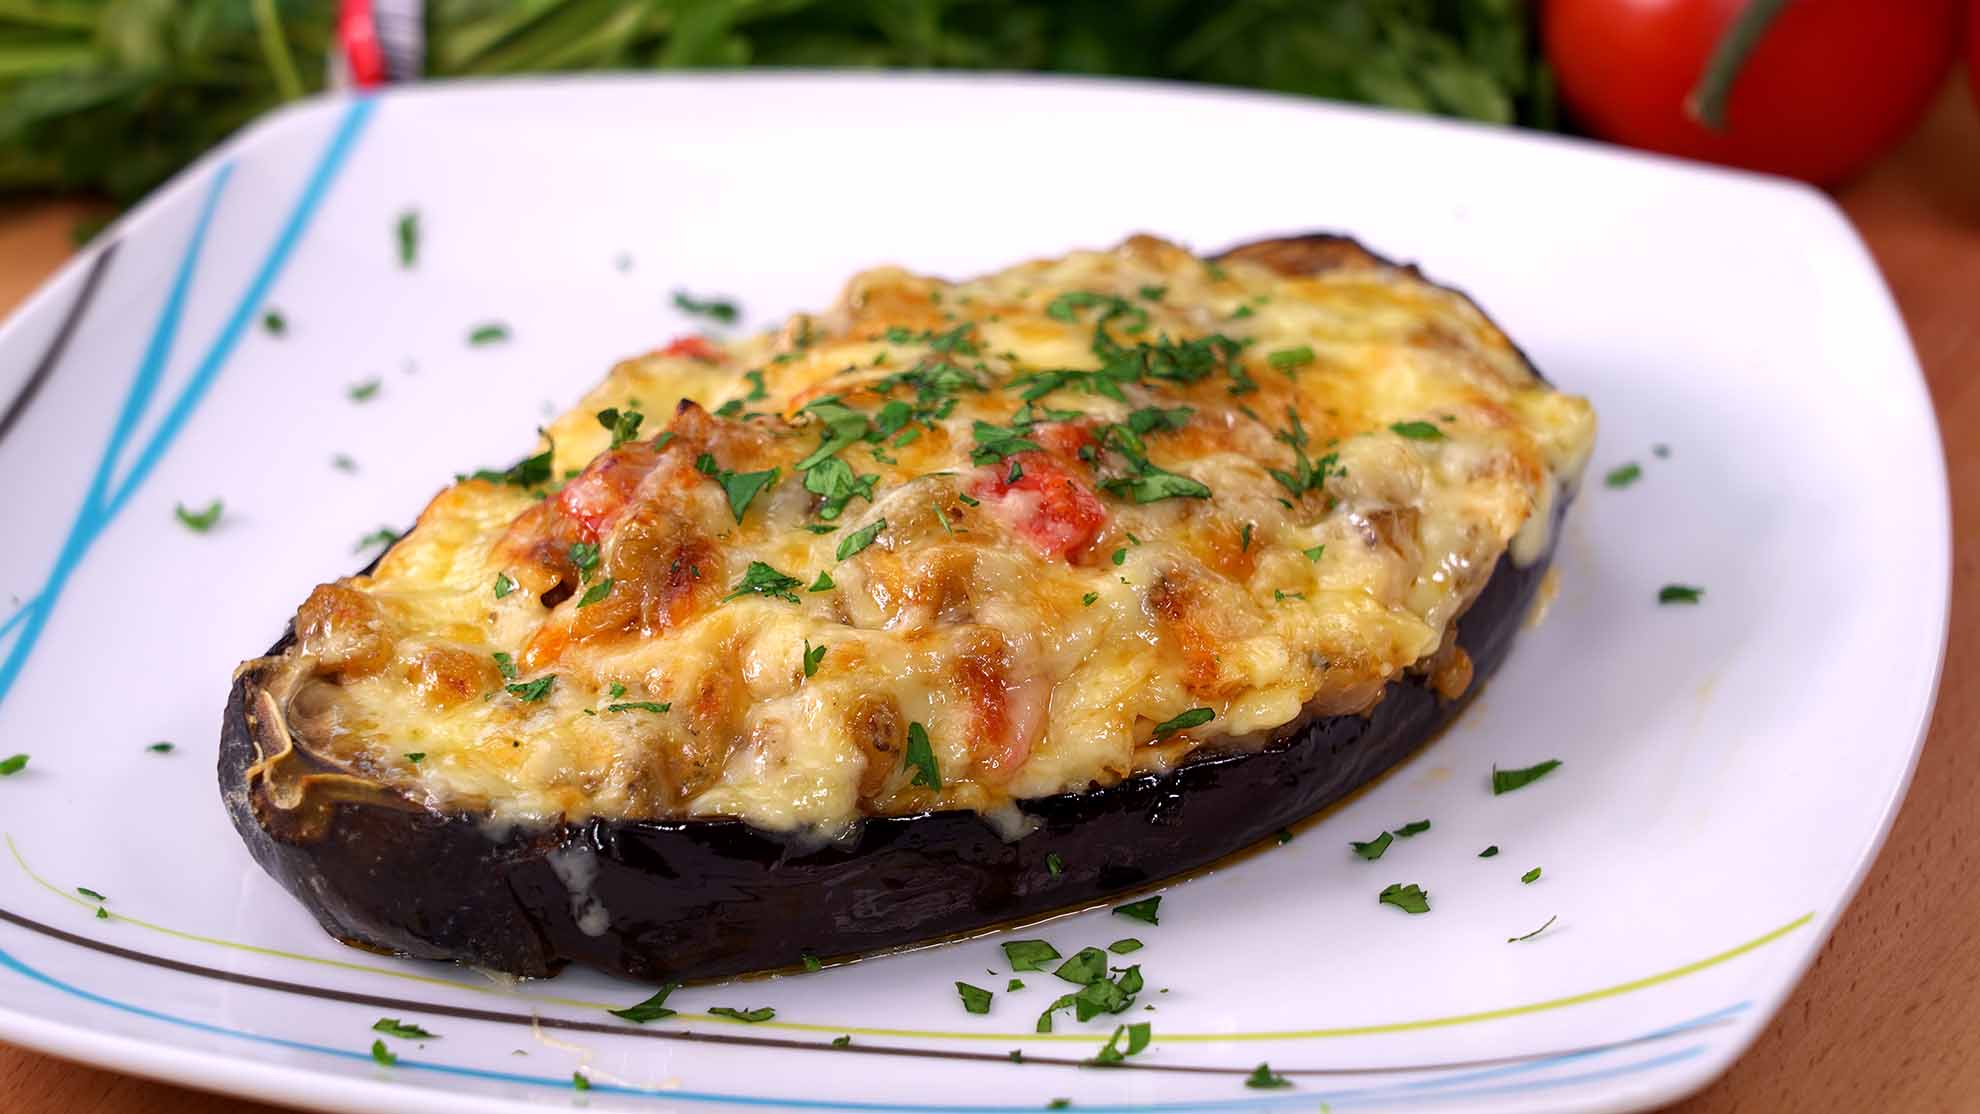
[493,572,516,598]
[1350,831,1393,860]
[76,887,105,901]
[1269,409,1337,500]
[607,682,626,698]
[261,309,286,336]
[174,500,223,532]
[468,443,553,489]
[904,722,940,789]
[743,368,768,401]
[1393,819,1430,837]
[1605,462,1642,488]
[803,457,879,523]
[1241,523,1253,550]
[467,323,509,346]
[801,953,822,972]
[803,640,826,678]
[372,1018,436,1040]
[1276,828,1294,844]
[713,399,745,419]
[1003,940,1061,972]
[1659,584,1705,604]
[1491,759,1561,795]
[1081,592,1099,606]
[506,676,555,702]
[956,981,994,1014]
[836,518,886,560]
[1138,285,1167,301]
[1044,852,1065,876]
[1267,346,1314,375]
[492,651,517,679]
[1093,422,1211,504]
[1151,708,1213,739]
[568,541,600,582]
[1390,420,1445,441]
[331,453,357,472]
[1048,1101,1069,1110]
[709,1006,775,1024]
[405,752,425,763]
[355,527,398,551]
[1508,914,1558,943]
[809,571,835,592]
[1054,947,1109,985]
[1378,883,1431,914]
[0,754,29,776]
[971,420,1041,465]
[596,406,645,449]
[1245,1063,1291,1089]
[1008,979,1025,991]
[696,455,781,524]
[1125,405,1193,434]
[725,561,803,604]
[831,1035,852,1048]
[1303,544,1325,561]
[1107,938,1142,954]
[1090,1021,1151,1066]
[1111,548,1127,566]
[347,378,381,402]
[95,906,108,919]
[369,1039,396,1066]
[395,210,418,267]
[146,742,174,754]
[605,701,669,714]
[1274,589,1305,602]
[672,289,739,325]
[572,1072,590,1092]
[795,397,873,469]
[803,524,840,535]
[1522,867,1543,884]
[607,982,681,1023]
[1479,845,1500,858]
[1113,896,1161,925]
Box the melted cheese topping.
[270,235,1594,835]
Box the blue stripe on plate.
[0,97,375,710]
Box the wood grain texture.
[2,83,1977,1114]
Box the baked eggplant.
[220,234,1593,983]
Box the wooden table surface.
[3,84,1977,1114]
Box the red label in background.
[337,0,388,88]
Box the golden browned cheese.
[267,236,1595,834]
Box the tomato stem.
[1686,0,1792,131]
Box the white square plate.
[0,75,1947,1114]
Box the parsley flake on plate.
[1090,1021,1151,1065]
[1522,867,1543,884]
[1659,584,1705,604]
[369,1039,396,1066]
[1508,914,1557,943]
[467,323,509,346]
[174,500,222,532]
[1604,462,1642,488]
[146,742,174,754]
[1,754,29,776]
[572,1072,590,1092]
[1053,948,1109,985]
[1393,819,1430,837]
[261,309,286,336]
[1045,852,1064,876]
[607,983,681,1023]
[803,640,827,678]
[395,210,418,267]
[76,887,105,901]
[355,527,398,552]
[956,981,994,1014]
[1378,883,1430,914]
[1003,940,1061,972]
[904,722,940,789]
[1492,759,1561,795]
[831,1035,852,1048]
[1108,938,1142,955]
[1245,1062,1292,1089]
[372,1018,436,1040]
[673,289,740,325]
[1479,845,1500,858]
[1113,896,1161,925]
[709,1006,775,1024]
[1350,831,1393,861]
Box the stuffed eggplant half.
[221,233,1595,983]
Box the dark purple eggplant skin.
[218,233,1576,985]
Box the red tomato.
[657,335,721,362]
[969,451,1107,562]
[1545,0,1961,183]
